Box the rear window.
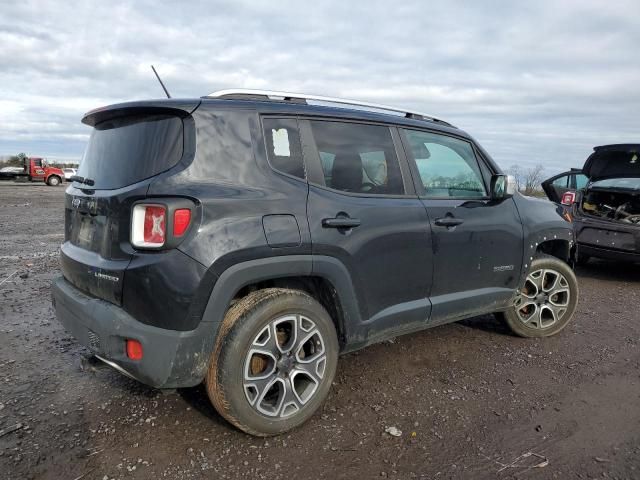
[77,114,183,189]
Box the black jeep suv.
[52,89,578,436]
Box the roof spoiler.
[82,100,200,126]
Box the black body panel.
[62,182,150,305]
[306,185,433,333]
[422,197,524,324]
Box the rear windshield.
[77,114,183,189]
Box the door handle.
[322,217,361,229]
[434,217,464,227]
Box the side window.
[402,129,487,198]
[575,174,588,189]
[552,176,570,188]
[33,158,42,167]
[309,120,404,195]
[262,118,305,179]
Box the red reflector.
[561,192,576,206]
[143,206,166,244]
[173,209,191,237]
[126,339,143,360]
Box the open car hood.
[583,144,640,181]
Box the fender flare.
[177,255,361,385]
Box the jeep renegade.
[52,89,579,436]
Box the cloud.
[0,0,638,174]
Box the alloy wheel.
[243,314,326,418]
[514,268,571,329]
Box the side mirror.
[490,174,517,200]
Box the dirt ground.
[0,182,639,480]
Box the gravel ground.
[0,182,639,480]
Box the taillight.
[561,191,576,206]
[131,204,166,248]
[173,208,191,237]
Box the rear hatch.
[61,102,197,304]
[582,144,640,181]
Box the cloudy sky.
[1,0,638,174]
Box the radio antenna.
[151,65,171,98]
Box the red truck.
[0,157,65,186]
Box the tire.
[205,288,339,436]
[500,254,579,338]
[47,175,61,186]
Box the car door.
[399,128,523,325]
[31,158,46,181]
[542,171,574,203]
[542,170,589,205]
[300,118,434,338]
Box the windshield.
[77,114,183,189]
[591,177,640,191]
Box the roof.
[80,96,466,139]
[198,97,465,138]
[204,89,454,126]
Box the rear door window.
[77,114,183,190]
[308,120,404,195]
[262,118,305,179]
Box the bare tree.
[507,164,524,191]
[523,164,545,195]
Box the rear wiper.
[69,175,95,186]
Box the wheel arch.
[196,255,361,373]
[535,238,572,263]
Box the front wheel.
[499,254,579,337]
[47,175,61,186]
[205,288,339,436]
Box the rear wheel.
[206,288,339,436]
[500,255,579,337]
[47,175,61,186]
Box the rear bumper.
[574,215,640,263]
[51,275,214,388]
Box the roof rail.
[205,89,453,127]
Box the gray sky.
[1,0,638,174]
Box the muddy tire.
[500,254,579,337]
[205,288,339,436]
[47,175,61,186]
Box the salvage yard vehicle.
[0,156,65,186]
[573,145,639,264]
[52,90,579,436]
